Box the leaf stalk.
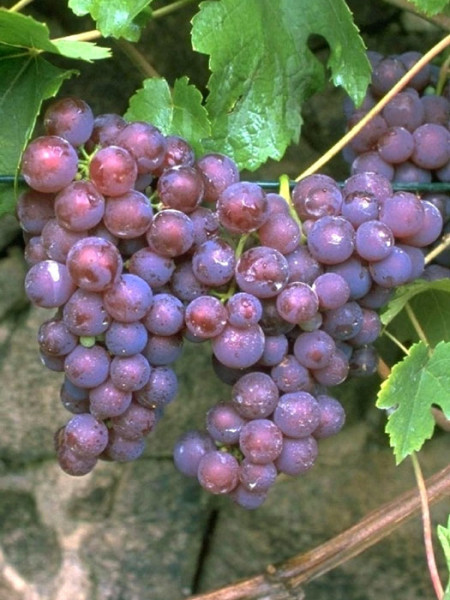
[152,0,198,19]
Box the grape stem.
[187,465,450,600]
[152,0,198,18]
[436,53,450,96]
[425,233,450,265]
[52,30,102,43]
[210,233,251,303]
[410,453,445,600]
[50,0,198,46]
[382,329,410,355]
[278,174,304,237]
[8,0,34,12]
[116,39,161,79]
[405,302,431,351]
[294,34,450,181]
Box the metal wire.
[1,175,450,193]
[252,181,450,192]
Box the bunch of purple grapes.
[343,50,450,271]
[18,94,443,509]
[344,50,450,186]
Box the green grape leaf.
[407,0,450,16]
[125,77,211,156]
[68,0,153,41]
[51,39,111,62]
[381,278,450,326]
[191,0,370,171]
[0,9,110,61]
[0,55,74,213]
[376,341,450,464]
[438,517,450,600]
[0,9,56,53]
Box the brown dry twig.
[188,465,450,600]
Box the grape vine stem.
[8,0,33,12]
[116,40,161,79]
[425,233,450,265]
[187,465,450,600]
[382,329,410,355]
[295,34,450,181]
[410,453,445,600]
[405,302,431,350]
[152,0,198,18]
[51,0,198,46]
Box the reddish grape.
[21,136,78,193]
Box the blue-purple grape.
[89,379,132,420]
[173,430,216,477]
[293,330,336,370]
[66,236,123,292]
[307,216,355,265]
[270,354,313,393]
[206,402,246,445]
[134,366,178,408]
[109,353,151,392]
[212,323,265,369]
[105,321,148,356]
[235,246,289,298]
[192,238,236,287]
[273,391,321,438]
[239,419,283,464]
[197,450,239,494]
[63,413,109,458]
[64,344,110,389]
[25,260,76,308]
[103,274,153,323]
[313,395,346,439]
[274,436,318,476]
[231,371,279,419]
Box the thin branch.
[187,466,450,600]
[383,329,411,355]
[8,0,34,12]
[405,302,431,350]
[436,53,450,96]
[425,234,450,265]
[116,39,161,79]
[152,0,198,19]
[295,35,450,181]
[51,0,197,46]
[410,453,445,600]
[52,30,102,43]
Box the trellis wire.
[1,175,450,193]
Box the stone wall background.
[0,2,449,599]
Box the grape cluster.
[173,169,444,508]
[344,50,450,186]
[18,95,443,509]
